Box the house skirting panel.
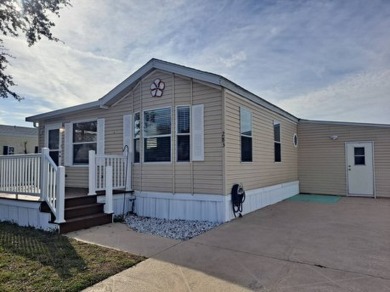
[235,181,299,218]
[130,181,299,222]
[0,199,57,231]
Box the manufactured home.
[0,59,389,232]
[0,124,38,155]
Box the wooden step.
[59,213,113,234]
[65,203,105,220]
[65,195,97,208]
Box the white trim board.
[127,181,299,222]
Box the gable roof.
[26,58,298,122]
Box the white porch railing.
[88,150,131,196]
[0,148,65,223]
[0,153,41,195]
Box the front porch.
[0,188,113,233]
[0,149,130,233]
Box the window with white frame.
[133,112,140,163]
[240,107,252,162]
[274,121,281,162]
[143,107,171,162]
[73,121,97,164]
[177,106,190,162]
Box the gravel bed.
[125,214,222,241]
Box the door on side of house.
[45,123,62,166]
[346,142,374,197]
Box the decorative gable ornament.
[150,78,165,97]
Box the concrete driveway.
[70,196,390,291]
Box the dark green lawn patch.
[0,222,145,292]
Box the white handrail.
[88,150,130,195]
[41,148,65,223]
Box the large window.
[133,112,140,163]
[274,121,281,162]
[240,108,252,162]
[73,121,97,164]
[177,106,190,162]
[144,108,171,162]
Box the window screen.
[144,108,171,162]
[72,121,97,164]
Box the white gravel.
[125,214,222,241]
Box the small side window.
[354,147,365,165]
[274,121,281,162]
[293,133,298,147]
[240,108,252,162]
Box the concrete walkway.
[67,197,390,291]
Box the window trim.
[176,105,191,163]
[142,106,172,163]
[240,107,253,163]
[274,120,281,163]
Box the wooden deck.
[0,187,89,202]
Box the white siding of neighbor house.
[298,121,390,198]
[0,126,38,155]
[224,90,299,195]
[37,71,224,194]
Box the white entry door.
[346,142,374,197]
[45,123,62,166]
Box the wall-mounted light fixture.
[329,135,338,140]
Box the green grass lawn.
[0,222,145,292]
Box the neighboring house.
[22,58,389,225]
[0,124,38,155]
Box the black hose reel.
[231,183,245,218]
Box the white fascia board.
[300,119,390,128]
[26,100,101,122]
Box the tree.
[0,0,70,101]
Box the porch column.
[88,150,96,196]
[104,165,113,214]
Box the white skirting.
[127,181,299,222]
[0,199,57,231]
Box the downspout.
[172,74,176,195]
[190,78,194,195]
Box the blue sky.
[1,0,390,127]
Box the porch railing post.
[104,165,113,214]
[40,147,49,201]
[88,150,96,196]
[55,166,66,223]
[125,154,131,191]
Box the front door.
[346,142,374,197]
[45,124,62,166]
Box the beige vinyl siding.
[224,91,298,194]
[192,82,223,194]
[38,70,223,193]
[298,121,390,198]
